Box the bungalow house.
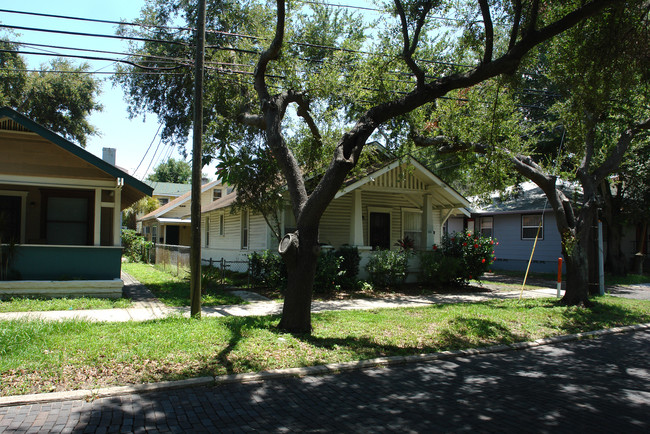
[139,179,227,246]
[133,181,192,233]
[200,156,470,279]
[0,107,153,297]
[447,181,640,274]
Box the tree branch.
[479,0,493,63]
[411,134,488,154]
[254,0,285,102]
[524,0,541,38]
[593,116,650,182]
[236,112,265,130]
[509,0,523,51]
[394,0,432,88]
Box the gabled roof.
[0,106,153,208]
[335,155,470,209]
[201,156,470,214]
[201,190,237,213]
[472,181,582,215]
[146,181,193,197]
[140,179,222,221]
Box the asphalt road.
[1,329,648,433]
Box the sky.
[1,1,192,180]
[1,1,380,181]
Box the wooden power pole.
[190,0,207,318]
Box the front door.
[0,195,22,243]
[369,212,391,249]
[166,225,180,245]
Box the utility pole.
[190,0,207,318]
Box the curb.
[2,322,649,407]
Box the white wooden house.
[139,179,227,246]
[200,157,470,278]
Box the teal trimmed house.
[0,107,153,298]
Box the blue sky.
[2,1,379,180]
[1,1,191,180]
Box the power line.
[0,24,189,47]
[0,8,192,33]
[0,48,189,71]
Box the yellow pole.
[520,221,543,300]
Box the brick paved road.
[1,330,648,433]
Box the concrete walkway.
[0,273,569,323]
[0,273,647,323]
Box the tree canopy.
[147,157,193,183]
[117,0,631,332]
[0,36,102,147]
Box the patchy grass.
[122,263,244,307]
[606,274,650,286]
[0,296,132,313]
[1,296,648,396]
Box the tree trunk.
[606,221,627,276]
[561,241,592,306]
[277,227,319,333]
[560,206,595,306]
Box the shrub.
[121,229,152,263]
[420,232,496,286]
[365,249,410,287]
[313,250,344,295]
[334,245,360,289]
[249,250,287,290]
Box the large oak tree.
[119,0,625,332]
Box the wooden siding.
[0,132,113,181]
[372,166,427,191]
[489,212,564,272]
[320,195,352,246]
[249,212,268,251]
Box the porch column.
[349,190,364,246]
[93,188,102,246]
[421,194,435,249]
[113,186,122,246]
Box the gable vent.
[0,118,30,133]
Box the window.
[241,210,249,249]
[522,214,543,240]
[205,217,210,247]
[402,210,422,250]
[219,214,225,236]
[152,225,158,243]
[159,198,169,206]
[44,191,92,245]
[480,217,493,238]
[213,189,222,201]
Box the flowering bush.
[420,232,496,286]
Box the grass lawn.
[122,263,245,307]
[0,297,132,313]
[1,295,648,396]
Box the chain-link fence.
[201,257,250,288]
[151,244,191,277]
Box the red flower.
[463,242,467,246]
[451,237,455,242]
[490,240,494,245]
[496,242,499,245]
[482,258,486,263]
[433,244,438,250]
[474,244,479,248]
[469,275,473,279]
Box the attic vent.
[0,119,30,133]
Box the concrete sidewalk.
[0,273,566,323]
